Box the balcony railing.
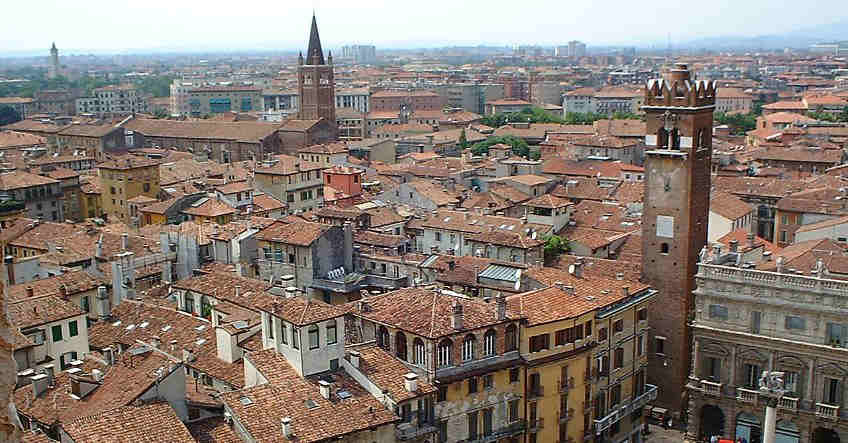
[396,422,438,440]
[528,385,544,399]
[594,384,657,434]
[558,377,575,393]
[737,387,759,404]
[462,420,526,443]
[816,403,840,420]
[560,408,575,424]
[528,417,544,431]
[778,396,799,411]
[701,380,722,397]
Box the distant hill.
[679,20,848,50]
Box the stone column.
[768,350,775,372]
[729,345,738,394]
[691,338,700,379]
[763,397,779,443]
[805,358,816,410]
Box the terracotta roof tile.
[255,220,331,246]
[63,402,194,443]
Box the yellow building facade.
[97,157,160,223]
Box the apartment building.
[76,84,147,115]
[715,88,753,114]
[253,155,325,214]
[97,157,160,223]
[8,293,89,372]
[186,85,263,116]
[686,249,848,443]
[0,170,64,221]
[335,88,370,113]
[346,287,527,443]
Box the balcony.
[312,272,409,293]
[816,403,840,420]
[396,422,437,440]
[700,380,722,397]
[594,385,657,435]
[737,387,759,404]
[560,408,575,424]
[558,377,575,393]
[778,396,799,412]
[462,420,526,443]
[528,417,544,431]
[528,385,545,399]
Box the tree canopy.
[713,112,758,135]
[470,135,539,160]
[481,106,642,128]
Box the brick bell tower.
[297,14,337,137]
[640,63,715,418]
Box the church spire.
[306,13,325,65]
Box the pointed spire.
[51,42,57,51]
[306,14,325,65]
[327,50,333,65]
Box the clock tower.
[641,63,715,417]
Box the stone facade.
[687,262,848,443]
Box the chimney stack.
[150,335,161,349]
[58,285,67,298]
[97,286,110,321]
[776,256,785,274]
[25,286,34,298]
[571,258,584,278]
[615,272,624,281]
[4,255,14,286]
[281,417,293,438]
[30,373,49,399]
[43,364,55,387]
[496,293,507,321]
[404,373,419,393]
[235,286,241,298]
[103,347,115,365]
[747,232,755,249]
[319,380,331,400]
[121,232,129,251]
[729,240,738,253]
[451,300,464,330]
[349,351,361,368]
[621,286,629,298]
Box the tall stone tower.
[640,63,715,417]
[48,43,59,79]
[297,14,337,136]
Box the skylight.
[112,321,122,327]
[125,324,136,331]
[239,396,253,405]
[161,325,172,332]
[139,321,149,328]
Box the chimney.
[25,286,34,298]
[121,232,129,251]
[615,272,624,281]
[349,350,361,368]
[58,285,67,298]
[103,347,115,365]
[150,335,161,349]
[343,221,353,272]
[747,232,755,249]
[496,293,507,321]
[235,286,241,298]
[621,286,629,298]
[5,255,14,285]
[319,380,331,400]
[281,417,293,438]
[448,260,456,271]
[97,286,110,321]
[729,240,738,253]
[30,373,49,398]
[91,369,104,382]
[96,235,103,258]
[571,258,584,278]
[776,256,785,273]
[43,364,55,387]
[404,373,419,393]
[451,300,464,330]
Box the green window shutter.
[69,320,78,337]
[52,325,63,342]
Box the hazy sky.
[3,0,847,53]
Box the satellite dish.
[568,264,576,275]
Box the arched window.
[437,339,453,368]
[377,326,390,351]
[483,329,497,357]
[413,338,426,366]
[395,331,408,361]
[462,334,476,362]
[505,324,518,352]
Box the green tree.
[153,108,169,119]
[543,235,569,263]
[714,112,758,135]
[0,106,21,126]
[470,135,530,158]
[840,106,848,123]
[458,129,468,149]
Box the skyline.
[2,0,848,55]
